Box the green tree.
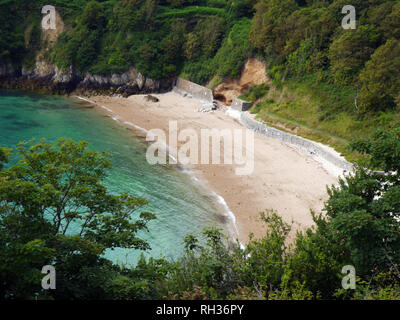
[329,25,380,84]
[233,211,291,297]
[227,0,257,19]
[183,32,201,60]
[75,29,101,71]
[0,139,155,299]
[250,0,298,55]
[80,0,106,31]
[381,2,400,40]
[161,21,186,64]
[195,17,224,58]
[213,18,252,79]
[324,129,400,275]
[359,39,400,111]
[164,227,239,299]
[0,4,25,65]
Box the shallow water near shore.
[0,89,229,266]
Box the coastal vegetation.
[246,0,400,162]
[1,0,399,161]
[0,0,400,300]
[1,132,400,300]
[0,139,156,299]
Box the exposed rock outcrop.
[212,58,269,105]
[0,64,176,97]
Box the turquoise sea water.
[0,89,228,266]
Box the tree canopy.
[0,138,155,299]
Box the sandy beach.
[82,92,339,244]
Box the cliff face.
[213,58,268,105]
[0,9,175,96]
[0,63,175,96]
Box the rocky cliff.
[0,9,175,97]
[0,56,175,97]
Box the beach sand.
[83,92,339,244]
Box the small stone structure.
[240,112,354,172]
[173,77,352,172]
[198,101,218,112]
[231,98,252,111]
[175,78,213,102]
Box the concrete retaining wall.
[174,76,353,172]
[231,98,252,111]
[240,112,354,171]
[176,78,213,102]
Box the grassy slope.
[4,0,396,163]
[248,72,400,163]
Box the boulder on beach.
[198,101,218,112]
[144,95,159,103]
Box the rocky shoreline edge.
[0,63,175,97]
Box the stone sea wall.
[173,77,353,172]
[240,112,354,171]
[175,78,213,102]
[1,59,354,172]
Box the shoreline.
[74,92,340,244]
[75,95,241,243]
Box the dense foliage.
[1,0,400,300]
[0,0,254,81]
[160,126,400,300]
[1,0,398,112]
[250,0,400,113]
[1,132,400,300]
[0,139,155,299]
